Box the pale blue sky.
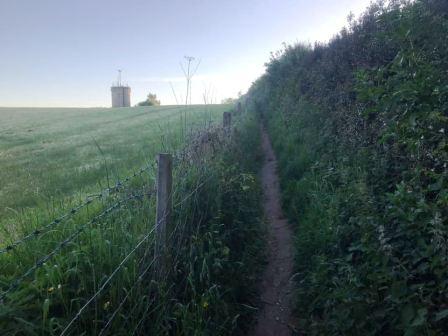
[0,0,371,107]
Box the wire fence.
[0,191,153,302]
[0,107,240,335]
[0,162,154,255]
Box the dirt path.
[251,125,295,336]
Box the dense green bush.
[166,113,265,335]
[246,0,447,334]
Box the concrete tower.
[111,70,131,107]
[111,86,131,107]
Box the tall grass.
[0,107,265,335]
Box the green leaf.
[408,114,417,127]
[411,308,427,327]
[402,304,415,326]
[391,281,407,300]
[42,298,50,328]
[435,309,448,322]
[428,180,442,191]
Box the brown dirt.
[251,125,295,336]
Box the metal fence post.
[155,153,173,272]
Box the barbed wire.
[124,111,236,334]
[0,191,153,303]
[168,174,213,286]
[2,108,230,255]
[173,175,210,209]
[173,123,225,167]
[128,196,207,335]
[97,254,160,336]
[59,221,158,336]
[0,162,155,255]
[1,113,236,334]
[98,118,232,333]
[1,120,219,295]
[92,174,209,335]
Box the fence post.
[237,102,242,115]
[223,111,231,129]
[155,153,173,273]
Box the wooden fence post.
[223,111,232,129]
[237,102,242,115]
[155,153,173,272]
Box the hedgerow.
[246,0,448,334]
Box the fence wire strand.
[97,121,224,333]
[0,191,153,302]
[0,162,154,255]
[97,253,160,336]
[59,222,157,336]
[1,111,236,334]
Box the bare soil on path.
[251,125,295,336]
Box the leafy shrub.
[246,0,448,334]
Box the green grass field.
[0,105,228,234]
[0,104,266,335]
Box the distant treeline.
[247,0,447,334]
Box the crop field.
[0,105,228,235]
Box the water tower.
[111,70,131,107]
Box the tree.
[221,97,236,104]
[138,93,161,106]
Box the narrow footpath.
[251,125,295,336]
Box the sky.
[0,0,372,107]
